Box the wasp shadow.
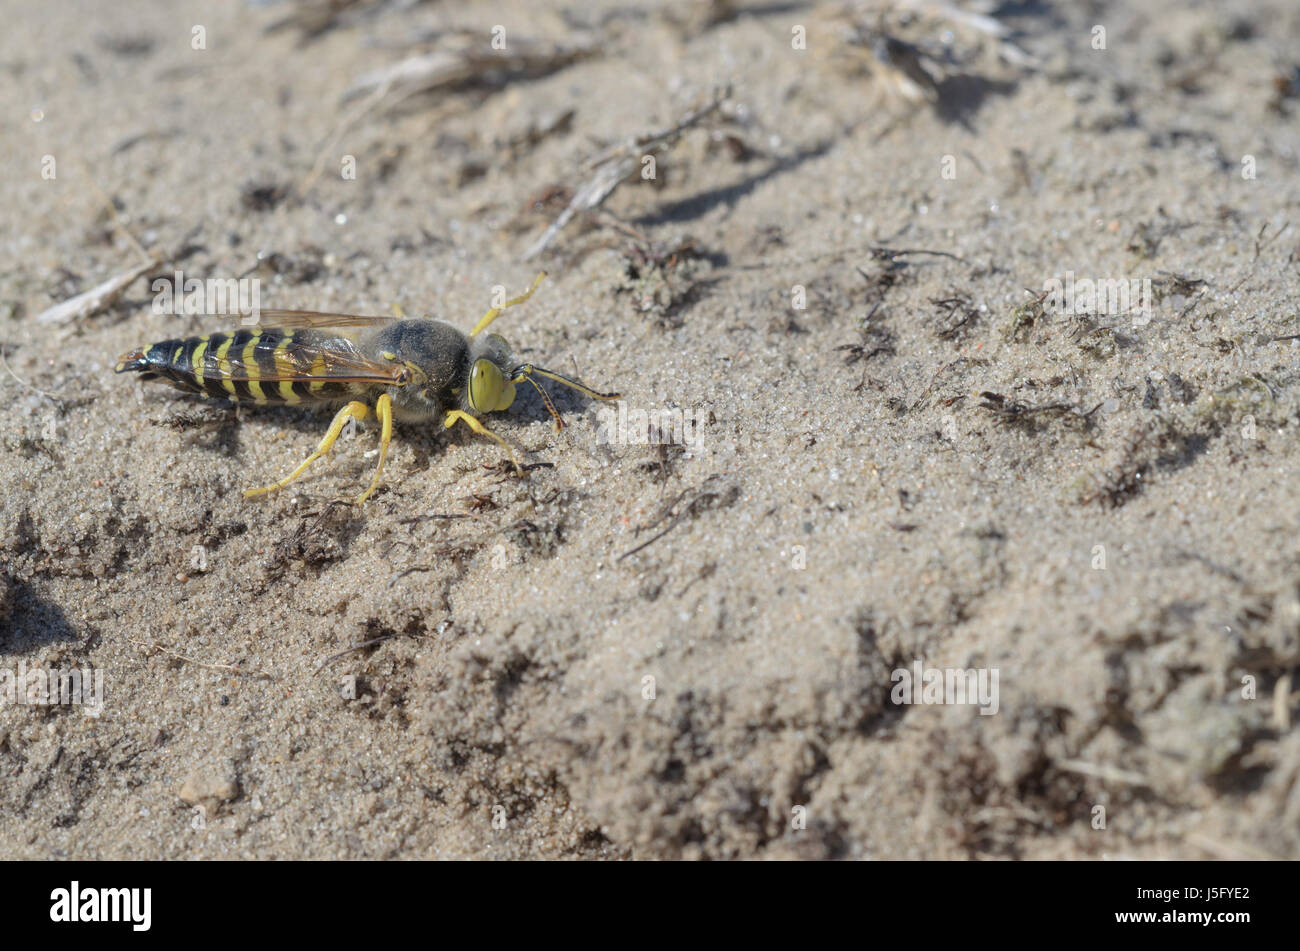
[149,394,345,459]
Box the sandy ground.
[2,0,1300,860]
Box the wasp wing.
[252,309,401,330]
[213,333,411,386]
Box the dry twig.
[522,86,732,261]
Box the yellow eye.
[468,359,515,412]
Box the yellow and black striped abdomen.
[115,329,361,404]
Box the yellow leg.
[355,393,393,504]
[470,272,546,337]
[244,401,371,499]
[445,409,521,472]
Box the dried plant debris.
[907,356,984,412]
[817,0,1036,110]
[930,294,981,340]
[1068,316,1124,360]
[864,32,943,104]
[1199,374,1291,431]
[618,476,740,563]
[343,31,599,111]
[506,516,568,560]
[263,502,358,579]
[836,331,896,367]
[661,0,743,36]
[264,0,415,44]
[978,391,1101,433]
[633,442,691,485]
[2,432,60,462]
[522,86,733,261]
[35,257,158,325]
[835,299,898,388]
[1002,288,1050,343]
[615,235,718,327]
[301,31,594,196]
[906,0,1037,65]
[1152,271,1208,301]
[496,108,576,165]
[389,484,578,579]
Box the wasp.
[115,274,619,503]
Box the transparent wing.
[214,335,410,386]
[252,308,401,330]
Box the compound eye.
[468,359,506,412]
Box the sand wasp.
[115,274,619,503]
